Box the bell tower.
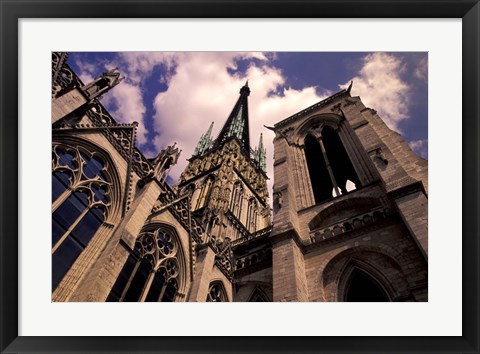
[178,82,271,244]
[177,82,272,301]
[269,84,428,302]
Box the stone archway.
[321,247,412,302]
[343,267,390,302]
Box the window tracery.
[51,144,112,291]
[206,281,228,302]
[107,227,182,302]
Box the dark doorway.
[345,269,390,302]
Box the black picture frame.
[1,1,478,353]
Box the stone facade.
[51,53,427,302]
[268,87,428,301]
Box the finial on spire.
[240,81,250,96]
[212,83,251,152]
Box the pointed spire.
[213,82,251,152]
[194,121,214,156]
[240,80,250,95]
[258,132,264,150]
[254,133,267,172]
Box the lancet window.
[304,126,360,204]
[107,227,182,302]
[246,198,258,233]
[51,144,111,291]
[229,181,244,219]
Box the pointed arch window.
[305,126,361,204]
[195,175,214,210]
[206,281,228,302]
[229,181,244,219]
[246,198,258,233]
[344,268,390,302]
[107,227,182,302]
[51,144,111,291]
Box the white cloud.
[408,139,428,158]
[150,52,327,203]
[117,52,178,84]
[83,51,422,206]
[74,57,97,78]
[78,73,94,86]
[414,56,428,82]
[104,82,148,145]
[341,52,410,132]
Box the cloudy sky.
[68,52,427,193]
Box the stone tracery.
[107,227,182,302]
[51,143,112,291]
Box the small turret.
[81,68,124,100]
[254,133,267,172]
[193,121,214,156]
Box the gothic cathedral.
[51,52,427,302]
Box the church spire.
[193,121,214,156]
[254,133,267,172]
[213,81,251,152]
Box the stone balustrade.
[309,207,390,244]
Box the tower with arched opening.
[51,52,427,302]
[269,84,428,302]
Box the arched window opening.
[107,227,181,302]
[246,198,258,233]
[229,181,243,219]
[51,144,111,291]
[322,126,360,195]
[344,269,390,302]
[304,127,361,204]
[206,281,228,302]
[195,176,214,210]
[305,134,332,203]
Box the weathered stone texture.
[269,90,428,302]
[52,54,427,302]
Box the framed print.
[1,0,479,353]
